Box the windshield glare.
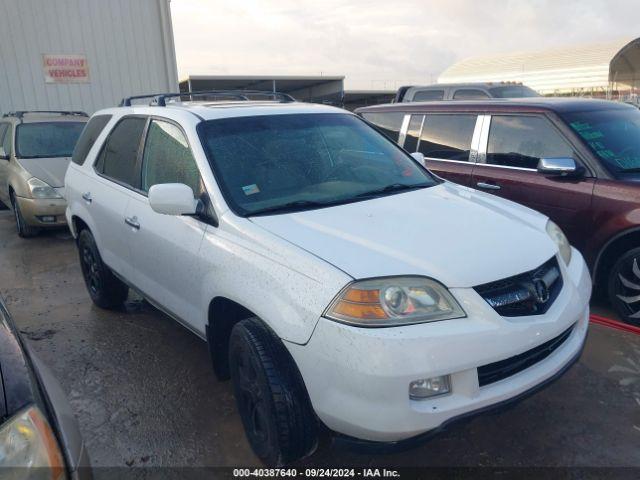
[562,108,640,175]
[199,113,436,215]
[16,122,86,158]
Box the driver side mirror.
[411,151,427,167]
[537,157,582,177]
[148,183,198,216]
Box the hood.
[16,157,70,188]
[250,183,557,288]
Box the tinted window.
[403,115,424,152]
[0,124,9,155]
[452,89,490,100]
[413,90,445,101]
[487,116,575,169]
[360,112,404,142]
[562,107,640,176]
[488,86,539,98]
[199,113,436,216]
[15,122,85,158]
[72,115,112,165]
[142,120,202,196]
[418,114,477,161]
[96,117,146,187]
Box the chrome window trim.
[425,157,470,165]
[398,114,411,147]
[474,162,537,172]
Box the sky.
[170,0,640,90]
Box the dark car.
[0,296,90,478]
[394,82,540,103]
[357,98,640,325]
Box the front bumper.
[15,195,67,227]
[286,249,591,442]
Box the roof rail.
[2,110,88,118]
[120,90,296,107]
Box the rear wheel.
[608,247,640,326]
[229,318,317,466]
[10,192,39,238]
[78,229,129,309]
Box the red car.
[357,98,640,325]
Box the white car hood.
[17,157,70,188]
[250,183,557,288]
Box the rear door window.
[486,115,575,169]
[95,117,147,188]
[141,120,202,196]
[453,89,490,100]
[418,114,477,161]
[412,90,445,101]
[72,115,112,165]
[360,112,404,142]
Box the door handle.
[81,192,92,203]
[476,182,501,191]
[124,216,140,230]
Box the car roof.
[94,101,348,122]
[2,112,88,124]
[406,82,527,90]
[356,97,635,115]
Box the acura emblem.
[532,279,550,304]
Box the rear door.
[125,118,207,333]
[89,116,148,280]
[471,114,595,248]
[400,113,481,187]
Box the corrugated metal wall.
[0,0,178,114]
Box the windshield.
[16,122,86,158]
[562,107,640,176]
[488,86,539,98]
[198,113,437,216]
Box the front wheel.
[229,318,317,466]
[10,193,39,238]
[78,229,129,309]
[608,247,640,326]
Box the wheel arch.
[593,227,640,289]
[207,296,258,380]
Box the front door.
[400,113,480,187]
[0,123,11,204]
[471,114,595,250]
[126,119,207,334]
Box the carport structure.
[438,37,640,99]
[179,75,345,105]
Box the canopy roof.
[438,38,640,95]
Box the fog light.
[409,375,451,399]
[38,216,55,223]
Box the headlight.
[546,220,572,265]
[325,276,466,327]
[0,406,65,478]
[27,178,62,199]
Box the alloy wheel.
[81,246,102,296]
[614,256,640,321]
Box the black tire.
[229,318,317,466]
[608,246,640,326]
[10,192,39,238]
[77,229,129,309]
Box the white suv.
[65,92,591,465]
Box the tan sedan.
[0,111,87,237]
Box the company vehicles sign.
[42,54,89,84]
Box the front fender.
[199,218,351,345]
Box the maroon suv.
[357,98,640,325]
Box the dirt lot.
[0,210,639,473]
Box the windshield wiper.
[248,200,334,216]
[353,182,431,199]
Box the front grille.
[474,257,563,317]
[477,323,575,387]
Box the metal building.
[438,37,640,99]
[180,75,345,105]
[0,0,178,114]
